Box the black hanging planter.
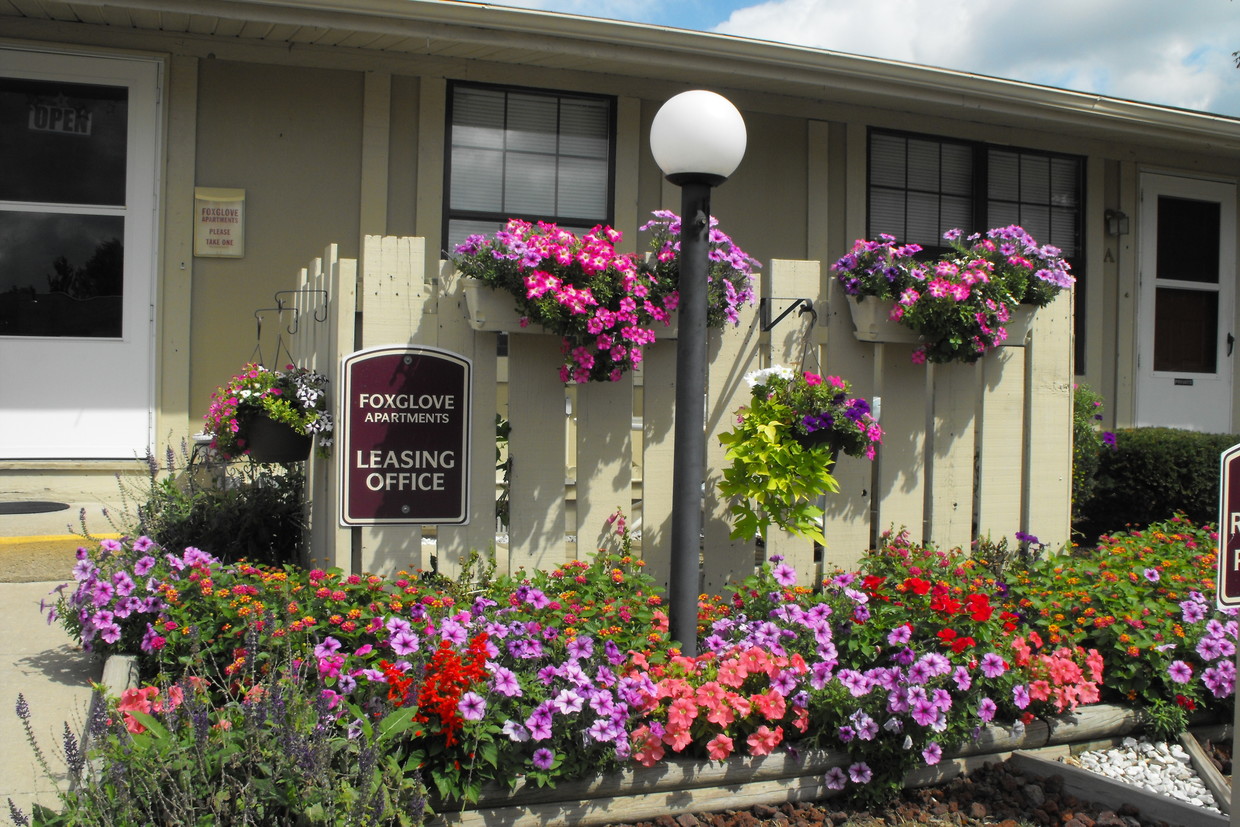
[791,429,841,467]
[244,415,312,463]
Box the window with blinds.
[445,83,615,251]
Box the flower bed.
[16,516,1236,825]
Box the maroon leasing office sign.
[339,346,472,526]
[1218,443,1240,608]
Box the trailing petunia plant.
[450,212,758,383]
[832,225,1074,364]
[717,366,881,545]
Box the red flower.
[902,577,931,596]
[965,594,993,622]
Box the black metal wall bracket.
[760,297,816,332]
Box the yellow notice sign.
[194,187,245,257]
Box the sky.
[487,0,1240,117]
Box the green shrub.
[120,443,306,567]
[1076,427,1240,542]
[1071,384,1112,526]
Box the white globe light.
[650,90,747,186]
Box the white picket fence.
[291,237,1072,591]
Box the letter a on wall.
[339,345,472,526]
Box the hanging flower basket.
[449,213,753,382]
[201,363,332,460]
[833,225,1073,364]
[244,414,313,463]
[846,296,921,344]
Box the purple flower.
[1202,663,1235,698]
[772,563,797,588]
[552,689,584,716]
[977,697,997,723]
[1013,684,1031,709]
[848,762,872,784]
[314,636,342,660]
[1197,636,1225,661]
[1168,661,1193,684]
[440,619,468,646]
[458,692,487,721]
[1143,568,1161,584]
[490,666,522,698]
[980,653,1007,679]
[1182,599,1207,624]
[133,555,156,576]
[837,725,856,743]
[922,742,942,765]
[566,635,594,661]
[953,666,972,691]
[824,767,847,790]
[389,630,420,656]
[532,748,555,771]
[887,625,912,646]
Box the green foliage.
[127,444,306,567]
[1071,383,1112,526]
[1075,427,1240,541]
[22,662,427,825]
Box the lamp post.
[649,90,747,657]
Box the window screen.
[445,84,614,251]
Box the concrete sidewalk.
[1,581,99,821]
[0,500,114,820]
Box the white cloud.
[714,0,1240,115]
[481,0,1240,115]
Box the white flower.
[743,364,795,388]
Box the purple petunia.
[1167,661,1193,684]
[980,653,1007,679]
[457,692,487,721]
[772,562,797,588]
[532,748,555,771]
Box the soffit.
[4,0,1240,153]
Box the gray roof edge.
[43,0,1240,141]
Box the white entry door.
[0,49,159,458]
[1135,173,1237,432]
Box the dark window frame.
[443,80,617,251]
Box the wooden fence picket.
[291,237,1072,589]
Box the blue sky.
[489,0,1240,117]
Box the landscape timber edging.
[94,656,1221,827]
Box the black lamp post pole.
[669,180,712,658]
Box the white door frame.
[1134,172,1237,433]
[0,47,160,459]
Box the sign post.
[1218,444,1240,825]
[339,346,472,526]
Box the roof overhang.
[6,0,1240,152]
